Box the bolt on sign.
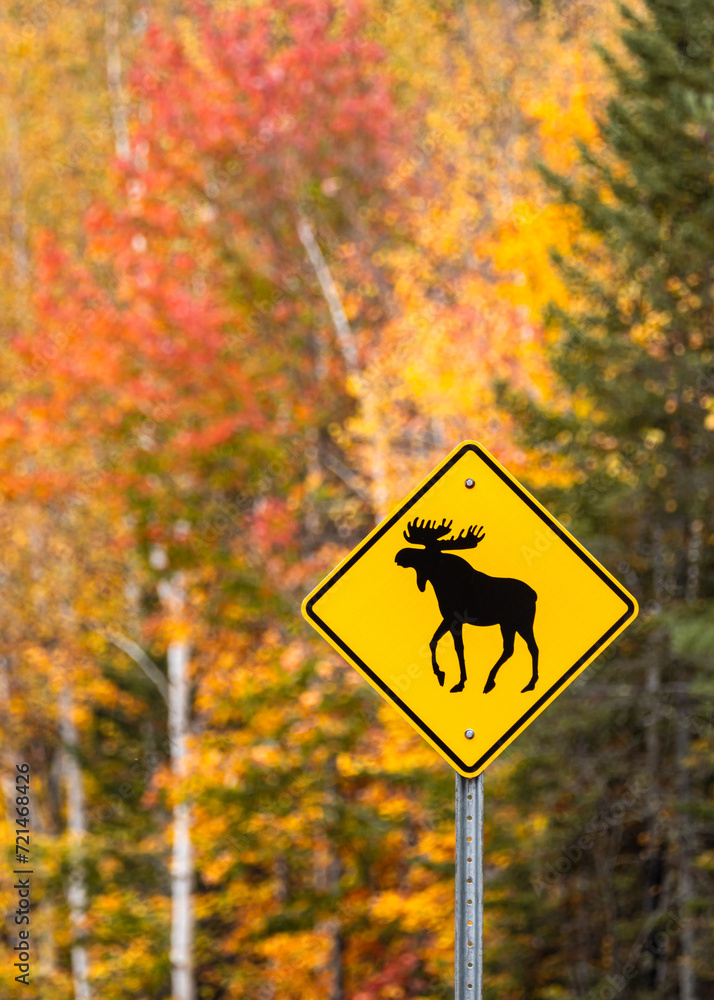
[302,441,638,777]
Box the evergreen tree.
[495,2,714,996]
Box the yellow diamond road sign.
[302,441,638,777]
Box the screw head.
[465,478,475,489]
[464,728,475,739]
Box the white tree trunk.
[296,209,389,520]
[296,212,359,377]
[59,686,91,1000]
[95,591,193,1000]
[158,569,195,1000]
[298,210,389,993]
[168,639,194,1000]
[105,0,130,160]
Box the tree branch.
[296,210,359,377]
[90,626,169,707]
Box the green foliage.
[496,1,714,994]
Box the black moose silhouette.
[395,518,539,694]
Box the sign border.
[302,441,638,776]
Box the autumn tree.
[495,1,714,995]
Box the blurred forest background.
[1,0,714,997]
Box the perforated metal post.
[455,772,483,999]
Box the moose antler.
[438,524,486,550]
[402,518,485,550]
[403,517,453,546]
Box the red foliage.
[11,0,401,501]
[353,951,421,1000]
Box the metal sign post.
[302,440,638,998]
[455,772,483,999]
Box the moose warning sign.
[302,441,638,777]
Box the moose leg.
[483,625,515,693]
[518,620,539,693]
[429,619,450,687]
[449,622,467,693]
